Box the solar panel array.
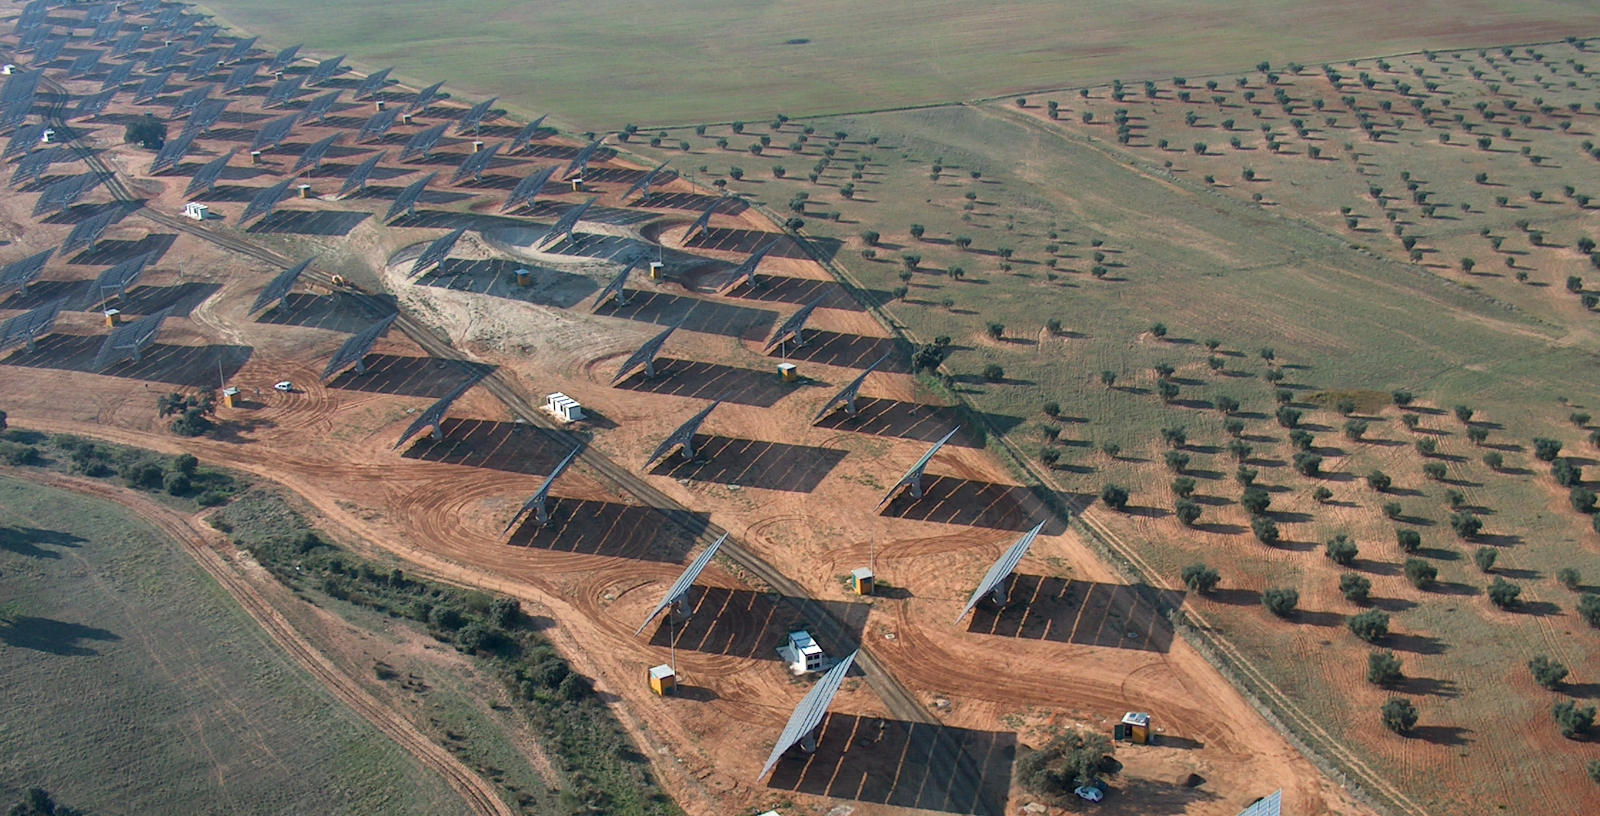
[144,42,181,73]
[453,95,497,134]
[956,521,1045,622]
[110,31,143,59]
[300,89,341,124]
[878,428,960,507]
[67,52,102,80]
[0,104,30,133]
[356,106,398,141]
[184,50,220,81]
[292,132,339,174]
[181,97,228,137]
[399,121,447,160]
[91,19,121,43]
[764,293,827,350]
[450,141,500,184]
[720,238,780,294]
[241,177,293,222]
[684,197,725,241]
[509,114,547,153]
[409,226,466,278]
[222,61,257,93]
[562,136,604,179]
[633,532,728,634]
[92,305,173,371]
[263,74,304,108]
[249,113,298,152]
[87,252,152,307]
[305,55,345,87]
[502,445,582,533]
[132,70,172,103]
[61,207,117,254]
[18,0,48,30]
[10,145,60,187]
[352,66,392,100]
[149,130,195,173]
[591,258,639,311]
[267,44,301,74]
[31,173,95,217]
[4,124,45,160]
[1236,791,1282,816]
[0,249,53,298]
[337,149,385,198]
[171,14,200,39]
[249,258,312,314]
[644,400,719,468]
[17,26,45,50]
[813,352,891,421]
[86,4,115,25]
[152,6,181,29]
[169,83,211,118]
[223,36,257,64]
[189,26,218,53]
[610,323,676,384]
[383,171,435,221]
[72,87,116,119]
[758,650,860,780]
[321,312,397,378]
[1,68,41,106]
[183,148,234,197]
[623,161,670,201]
[392,376,475,449]
[538,195,596,249]
[34,36,67,65]
[501,164,555,212]
[406,80,444,113]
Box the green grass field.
[0,476,471,816]
[194,0,1600,128]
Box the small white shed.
[544,392,583,422]
[778,630,826,675]
[183,202,208,221]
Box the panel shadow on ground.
[728,275,864,311]
[255,291,397,333]
[646,586,868,661]
[879,475,1048,532]
[505,498,695,562]
[966,576,1183,653]
[814,398,978,447]
[684,227,796,257]
[647,435,846,492]
[245,209,371,236]
[769,331,903,371]
[2,333,251,388]
[109,282,221,318]
[399,418,569,475]
[767,714,1014,816]
[595,291,776,340]
[327,355,493,398]
[615,357,793,408]
[67,233,177,266]
[417,258,597,308]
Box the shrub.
[1556,567,1581,590]
[1368,651,1403,686]
[981,364,1005,382]
[1404,558,1437,589]
[1181,563,1220,594]
[1488,577,1521,608]
[1325,534,1359,565]
[1175,499,1201,526]
[1450,511,1482,539]
[1344,419,1368,440]
[1553,700,1595,739]
[1171,476,1197,497]
[1395,529,1421,553]
[1161,425,1188,448]
[0,440,39,466]
[1100,484,1129,511]
[1038,448,1060,466]
[1289,430,1314,451]
[1578,594,1600,627]
[1554,459,1583,488]
[1240,486,1271,516]
[1415,437,1437,456]
[1533,437,1564,461]
[1483,451,1504,470]
[1367,470,1392,491]
[1341,573,1372,603]
[1423,462,1447,481]
[1276,406,1302,428]
[1262,587,1299,617]
[1252,517,1280,544]
[1383,501,1403,520]
[1293,453,1322,477]
[1571,487,1597,514]
[1381,698,1418,734]
[1529,655,1569,689]
[1235,466,1258,487]
[1348,609,1390,641]
[1015,729,1114,795]
[1313,486,1333,503]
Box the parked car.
[1074,784,1104,803]
[274,381,293,392]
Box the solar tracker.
[148,130,195,173]
[2,69,42,105]
[91,305,173,371]
[508,114,547,153]
[241,177,293,222]
[562,136,604,179]
[633,532,728,634]
[17,26,46,50]
[383,171,435,221]
[221,61,257,94]
[644,400,720,467]
[91,19,121,44]
[72,88,116,120]
[85,4,114,25]
[222,36,257,64]
[450,141,500,184]
[189,26,218,53]
[0,102,32,134]
[321,312,397,377]
[267,44,301,74]
[11,145,60,187]
[100,60,135,90]
[610,322,677,384]
[683,197,726,242]
[263,74,304,108]
[623,161,671,202]
[955,521,1045,622]
[1237,791,1281,816]
[132,70,172,103]
[502,445,582,533]
[0,249,53,299]
[758,650,859,780]
[0,299,64,354]
[719,238,780,294]
[399,122,447,161]
[34,36,67,65]
[67,52,102,80]
[591,258,640,311]
[352,66,392,100]
[764,294,827,351]
[181,97,228,137]
[249,113,298,152]
[4,124,45,160]
[452,95,497,134]
[500,164,555,212]
[356,106,399,142]
[305,55,345,87]
[184,50,219,81]
[110,31,144,59]
[31,173,96,217]
[152,5,181,29]
[537,195,597,249]
[169,14,199,39]
[292,132,339,175]
[409,227,466,278]
[300,89,341,124]
[336,149,385,198]
[86,252,153,308]
[812,353,891,421]
[61,208,117,254]
[183,148,234,197]
[168,83,211,118]
[405,80,444,113]
[133,0,161,14]
[249,258,313,315]
[878,428,959,507]
[18,0,48,29]
[143,42,181,73]
[392,377,475,449]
